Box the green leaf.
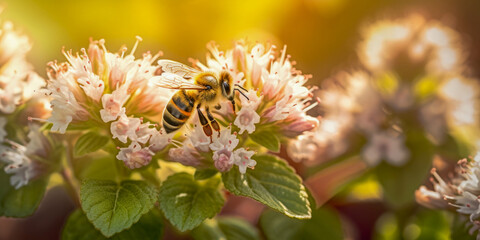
[62,208,163,240]
[192,217,260,240]
[0,170,48,217]
[73,155,118,181]
[375,131,434,208]
[158,172,224,232]
[260,206,343,240]
[74,131,110,157]
[249,129,280,152]
[222,154,311,219]
[80,180,158,237]
[194,169,218,180]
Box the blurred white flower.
[358,14,464,74]
[0,125,51,189]
[0,141,34,189]
[0,17,48,124]
[362,131,410,166]
[440,77,479,126]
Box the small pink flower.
[188,124,211,152]
[168,146,200,167]
[48,110,73,134]
[209,128,239,152]
[76,72,104,102]
[116,142,153,169]
[283,115,319,137]
[134,122,155,144]
[240,89,262,110]
[110,114,140,143]
[213,148,233,172]
[232,148,256,174]
[99,85,129,122]
[234,106,260,134]
[148,129,170,152]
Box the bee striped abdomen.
[163,90,195,133]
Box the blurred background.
[1,0,480,239]
[3,0,480,84]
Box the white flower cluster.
[0,125,51,189]
[0,18,48,143]
[193,42,318,137]
[43,37,173,169]
[416,153,480,239]
[164,41,318,174]
[288,71,410,166]
[43,39,318,174]
[287,15,479,167]
[0,15,51,189]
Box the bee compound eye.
[223,82,230,94]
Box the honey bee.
[153,60,249,137]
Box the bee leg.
[206,107,220,135]
[197,104,213,137]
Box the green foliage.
[249,129,280,152]
[62,209,163,240]
[73,156,118,181]
[80,180,158,237]
[194,169,218,180]
[451,214,476,240]
[159,172,224,232]
[375,210,451,240]
[375,132,434,208]
[0,170,48,217]
[222,155,311,219]
[74,131,110,157]
[260,206,343,240]
[192,217,260,240]
[407,209,450,240]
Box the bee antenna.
[235,88,250,100]
[234,84,248,92]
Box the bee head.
[219,71,234,100]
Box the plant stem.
[63,139,81,207]
[61,167,80,207]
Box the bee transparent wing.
[157,59,200,80]
[151,73,207,90]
